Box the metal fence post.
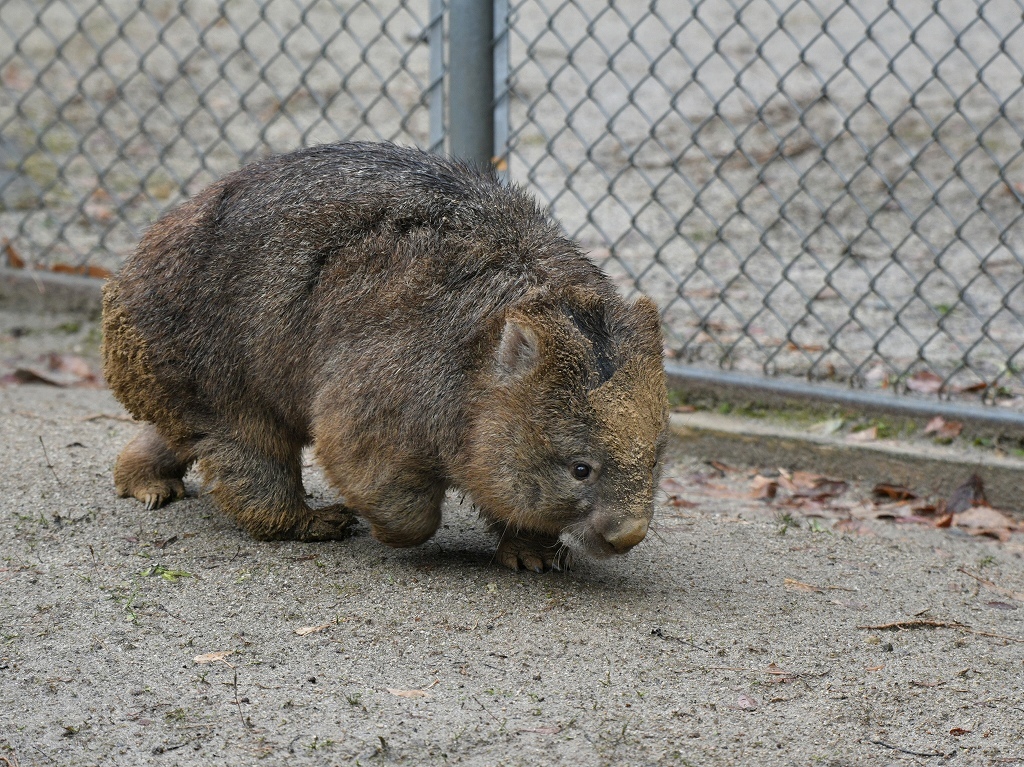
[448,0,494,165]
[493,0,509,175]
[427,0,445,154]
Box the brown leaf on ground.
[3,238,112,278]
[947,474,988,514]
[776,470,848,501]
[51,263,113,279]
[294,623,331,636]
[517,725,562,735]
[386,688,430,699]
[846,426,878,443]
[864,366,890,388]
[784,578,822,592]
[849,501,917,521]
[923,416,962,439]
[834,518,874,535]
[735,694,759,710]
[953,505,1019,541]
[4,239,26,268]
[873,483,917,501]
[986,601,1018,610]
[2,352,101,387]
[660,477,699,508]
[786,341,825,353]
[906,370,944,394]
[750,474,778,499]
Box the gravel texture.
[2,312,1023,766]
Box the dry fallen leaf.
[953,505,1019,541]
[386,688,430,699]
[735,694,759,710]
[873,483,917,501]
[194,650,235,664]
[294,623,331,636]
[906,370,944,394]
[947,474,987,514]
[750,474,778,499]
[834,518,873,535]
[2,353,100,387]
[4,239,26,268]
[784,578,822,593]
[517,725,562,735]
[923,416,962,440]
[985,601,1018,610]
[846,426,878,443]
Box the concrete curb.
[670,410,1024,514]
[0,267,105,316]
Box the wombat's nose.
[600,516,649,553]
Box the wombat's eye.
[571,462,592,480]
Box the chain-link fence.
[0,0,440,275]
[506,0,1024,405]
[4,0,1024,408]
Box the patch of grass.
[305,736,334,751]
[775,511,799,536]
[140,564,193,582]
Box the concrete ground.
[1,307,1023,767]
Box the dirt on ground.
[1,310,1023,767]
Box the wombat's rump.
[103,142,669,571]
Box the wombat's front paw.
[119,479,186,510]
[496,532,571,573]
[297,504,357,541]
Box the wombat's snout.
[595,515,650,554]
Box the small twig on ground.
[471,695,505,729]
[78,412,133,422]
[864,739,955,758]
[214,658,251,730]
[152,741,192,755]
[858,619,967,631]
[957,566,1024,602]
[38,436,63,487]
[857,619,1024,643]
[651,627,710,652]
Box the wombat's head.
[463,287,669,561]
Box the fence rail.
[3,0,1024,413]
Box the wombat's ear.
[496,314,540,380]
[628,295,665,351]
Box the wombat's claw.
[297,504,357,541]
[128,479,186,510]
[496,535,571,573]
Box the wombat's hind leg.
[114,423,194,510]
[492,526,572,573]
[201,435,354,541]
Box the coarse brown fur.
[103,142,669,571]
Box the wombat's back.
[103,142,613,442]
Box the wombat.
[103,142,668,572]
